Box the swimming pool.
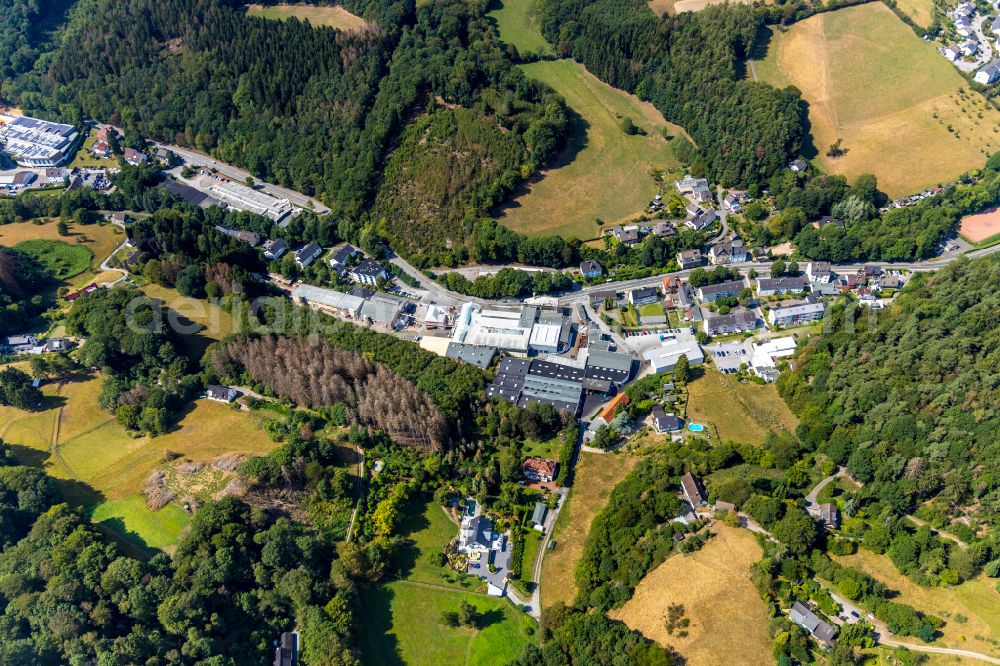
[688,423,705,432]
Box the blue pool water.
[688,423,705,432]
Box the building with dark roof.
[790,601,836,648]
[818,503,840,530]
[214,225,260,246]
[487,357,585,414]
[756,276,810,296]
[651,405,683,433]
[273,632,299,666]
[703,310,758,336]
[629,286,659,306]
[262,238,287,260]
[445,342,497,369]
[580,260,603,278]
[294,242,322,268]
[348,258,389,286]
[585,348,634,386]
[531,502,548,529]
[681,472,706,507]
[696,279,745,303]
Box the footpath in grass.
[610,524,773,666]
[836,550,1000,657]
[359,497,537,665]
[487,0,552,56]
[540,451,638,609]
[496,59,684,240]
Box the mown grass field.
[16,239,92,280]
[610,525,773,666]
[0,220,124,289]
[686,367,798,445]
[0,372,275,552]
[497,60,684,240]
[487,0,552,56]
[358,497,535,664]
[540,451,638,609]
[358,583,536,666]
[755,3,1000,197]
[246,3,369,32]
[836,550,1000,657]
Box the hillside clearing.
[686,367,798,444]
[836,550,1000,657]
[245,3,370,32]
[610,525,772,666]
[140,283,236,359]
[496,60,684,240]
[755,3,1000,197]
[0,220,124,289]
[0,372,275,552]
[540,451,638,609]
[487,0,552,56]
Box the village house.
[589,392,628,430]
[815,216,844,230]
[681,472,707,508]
[676,249,704,270]
[805,261,834,284]
[214,225,260,247]
[262,238,287,260]
[675,176,711,204]
[685,208,718,231]
[458,510,510,596]
[206,385,238,403]
[788,158,808,172]
[651,220,677,238]
[818,503,840,530]
[123,148,147,166]
[2,335,39,354]
[651,405,683,433]
[704,310,758,336]
[607,224,641,246]
[579,259,603,279]
[628,286,659,306]
[294,242,323,268]
[756,275,810,297]
[522,456,558,483]
[768,301,825,327]
[722,192,744,213]
[707,238,748,265]
[696,279,744,303]
[327,244,357,275]
[790,601,836,648]
[975,58,1000,85]
[347,258,390,286]
[45,167,69,184]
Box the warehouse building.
[206,179,294,224]
[0,116,79,167]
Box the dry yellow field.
[893,0,936,28]
[611,525,773,665]
[756,3,1000,197]
[686,367,798,444]
[246,3,369,32]
[141,283,236,359]
[499,60,684,240]
[837,550,1000,657]
[540,452,638,609]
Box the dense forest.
[0,247,52,337]
[537,0,804,188]
[5,0,572,266]
[779,254,1000,538]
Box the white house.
[975,59,1000,85]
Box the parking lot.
[705,340,751,373]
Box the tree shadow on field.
[358,586,405,666]
[491,105,590,217]
[389,496,433,580]
[475,607,505,629]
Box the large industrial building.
[0,116,79,167]
[452,304,574,355]
[206,179,294,224]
